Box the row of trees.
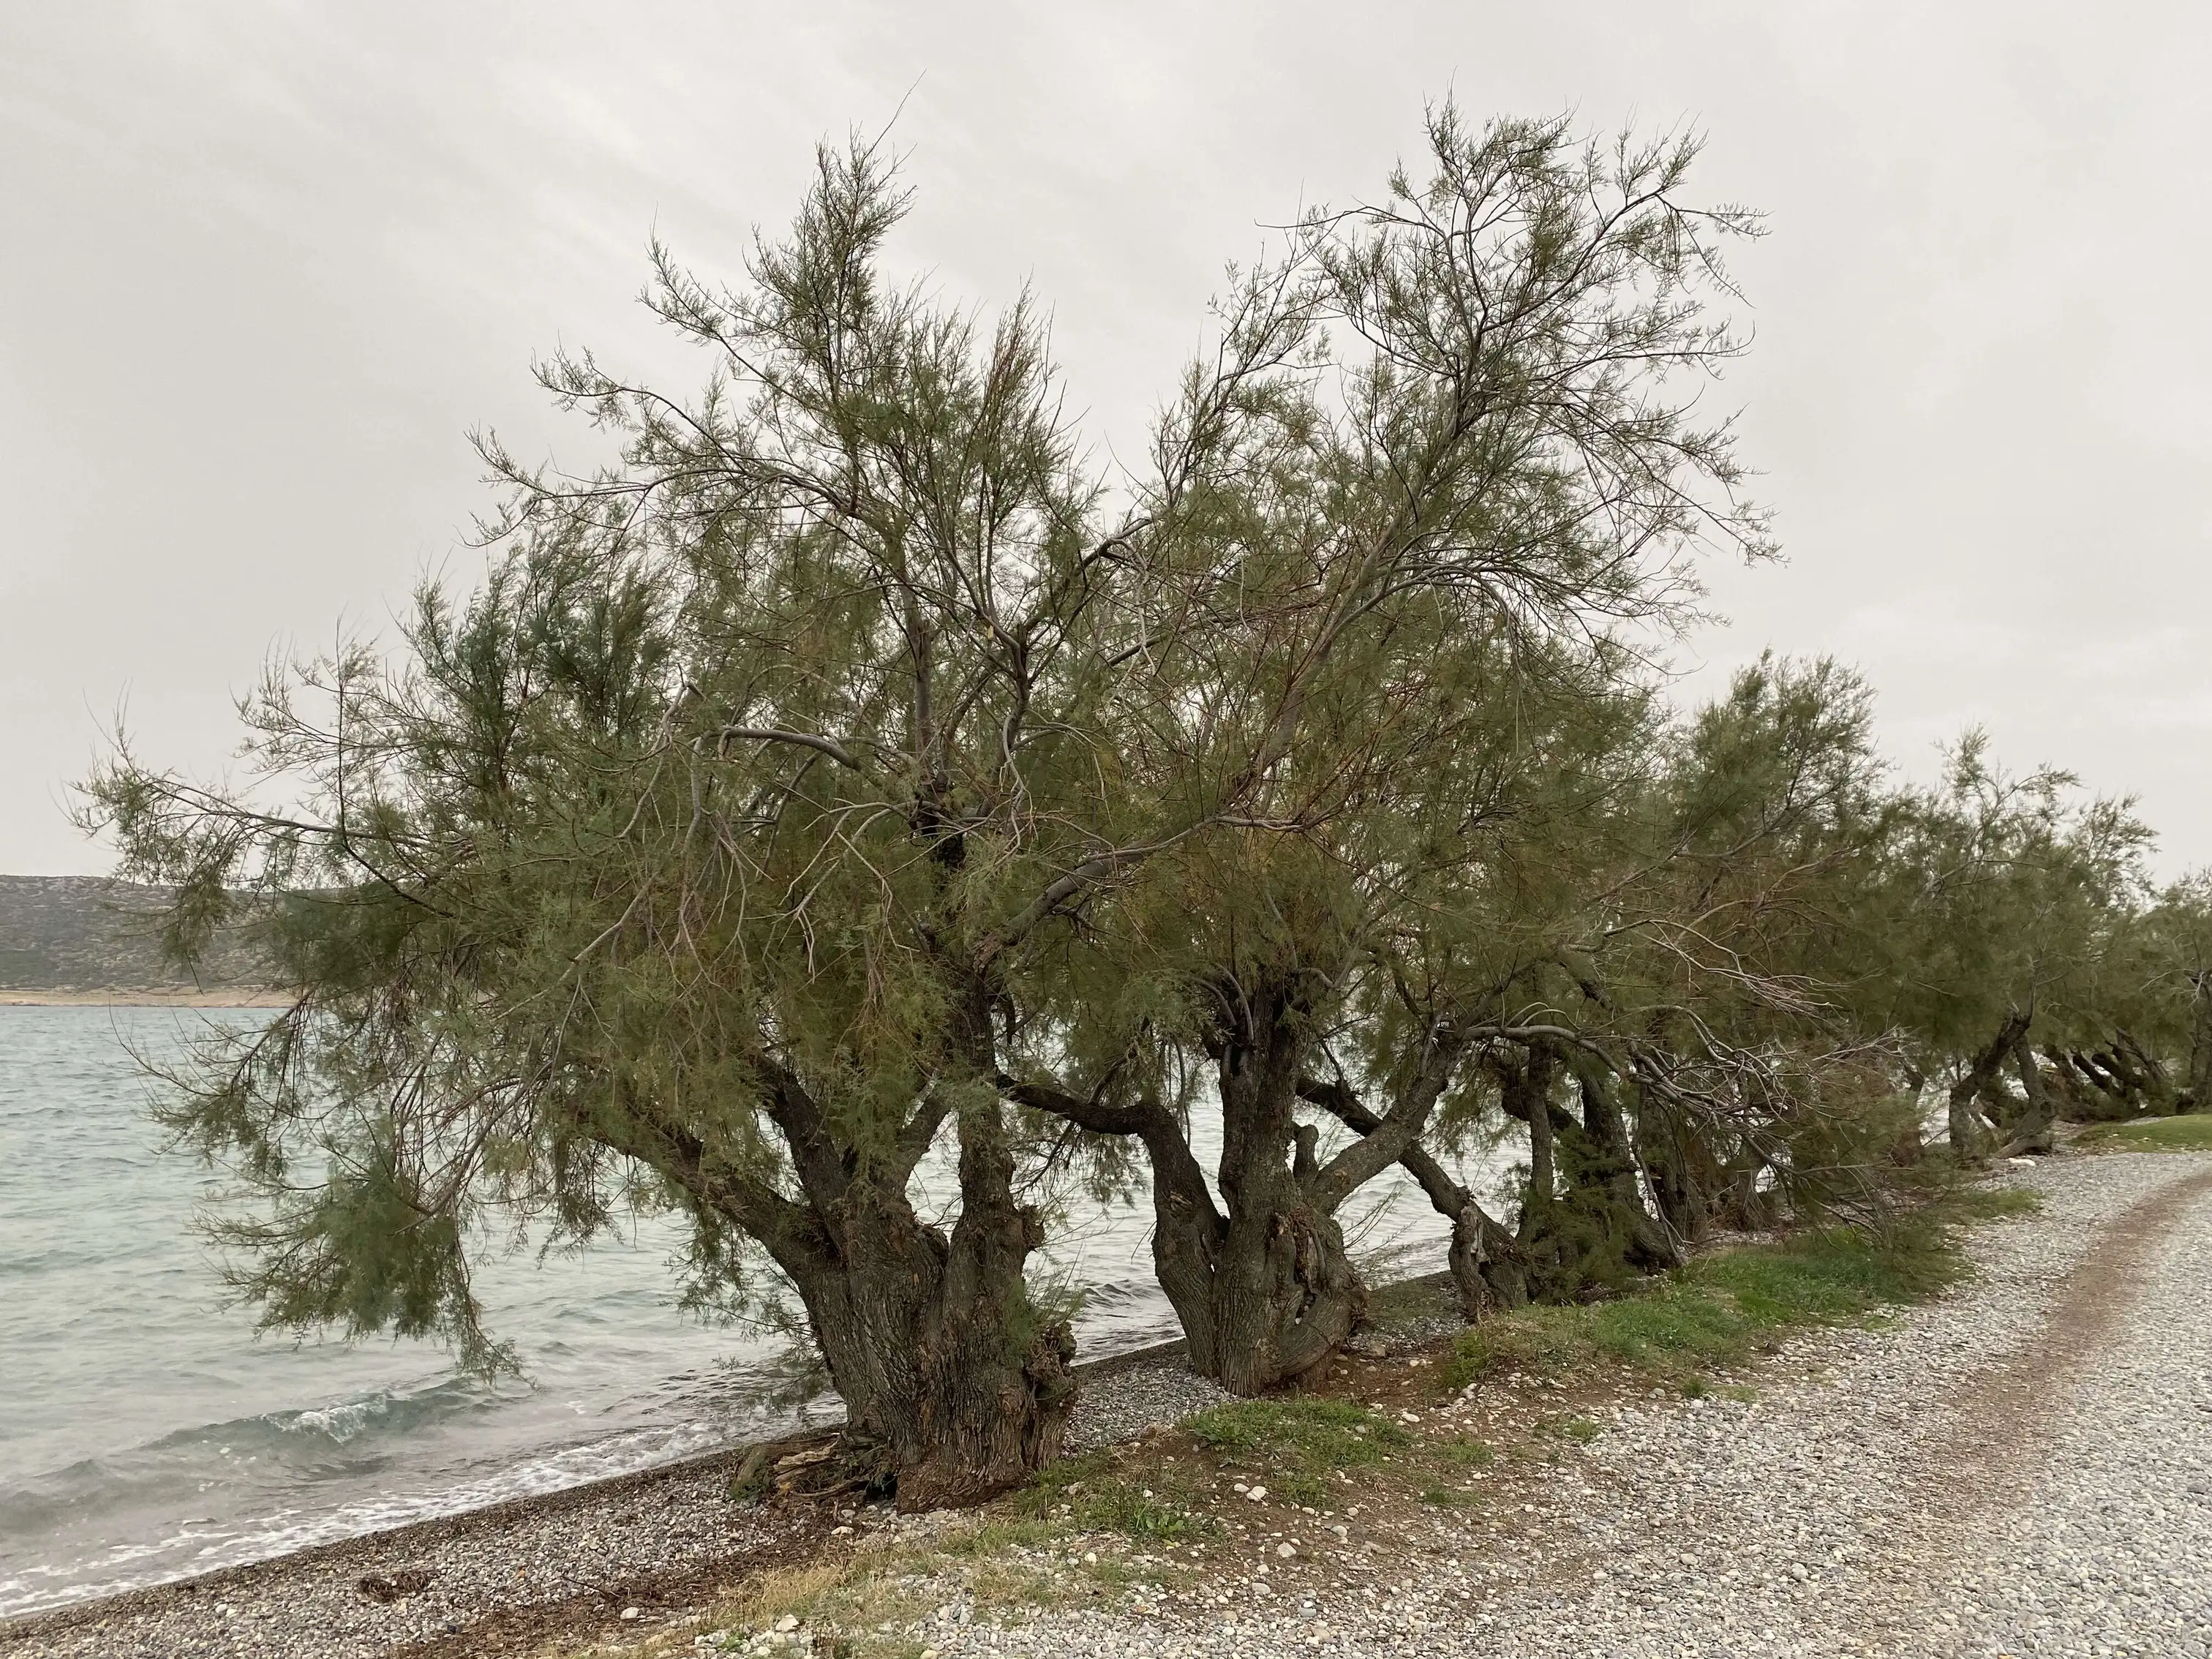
[83,110,2212,1505]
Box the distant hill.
[0,876,273,1000]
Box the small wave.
[269,1393,398,1444]
[0,1375,511,1543]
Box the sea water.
[0,1005,1493,1617]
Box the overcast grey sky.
[1,1,2205,874]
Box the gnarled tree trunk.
[1168,1010,1366,1393]
[1303,1077,1529,1319]
[1506,1045,1681,1298]
[772,1136,1073,1509]
[1135,1130,1364,1393]
[650,1051,1073,1510]
[1947,1012,2028,1165]
[2115,1029,2176,1113]
[1994,1024,2055,1157]
[1008,1005,1368,1397]
[2065,1047,2140,1120]
[2041,1046,2096,1121]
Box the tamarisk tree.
[1004,110,1767,1391]
[1855,739,2155,1160]
[83,137,1300,1502]
[1345,655,1906,1308]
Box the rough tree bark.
[1993,1025,2055,1158]
[2065,1047,2142,1120]
[2040,1047,2096,1121]
[643,1053,1072,1509]
[1569,1056,1686,1268]
[1012,995,1478,1392]
[1637,1072,1736,1246]
[1134,992,1371,1394]
[1499,1045,1683,1298]
[1947,1012,2028,1165]
[1004,1056,1366,1396]
[778,1157,1073,1508]
[2114,1029,2177,1113]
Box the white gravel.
[1063,1355,1233,1453]
[0,1453,816,1658]
[919,1151,2212,1658]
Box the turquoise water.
[0,1006,1472,1617]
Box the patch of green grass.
[1438,1434,1496,1467]
[1186,1397,1409,1464]
[1692,1224,1959,1324]
[1442,1208,1987,1393]
[715,1553,943,1658]
[2077,1115,2212,1153]
[1184,1398,1409,1506]
[940,1516,1060,1556]
[1012,1451,1214,1543]
[1443,1281,1745,1388]
[1418,1485,1476,1507]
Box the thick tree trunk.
[645,1079,1069,1511]
[1498,1042,1675,1299]
[719,1056,1072,1511]
[1636,1075,1731,1246]
[1141,1148,1364,1394]
[2066,1047,2140,1120]
[1947,1012,2027,1165]
[1994,1026,2055,1157]
[780,1158,1072,1509]
[1165,1015,1366,1394]
[1510,1053,1685,1298]
[2115,1029,2176,1113]
[1020,989,1487,1392]
[1521,1068,1557,1208]
[1642,1116,1712,1243]
[1572,1058,1685,1267]
[2041,1046,2096,1121]
[1188,1189,1365,1393]
[1492,1041,1560,1220]
[1009,1034,1368,1399]
[2067,1034,2171,1119]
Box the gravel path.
[922,1151,2212,1659]
[1949,1162,2212,1657]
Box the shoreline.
[0,1322,1241,1652]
